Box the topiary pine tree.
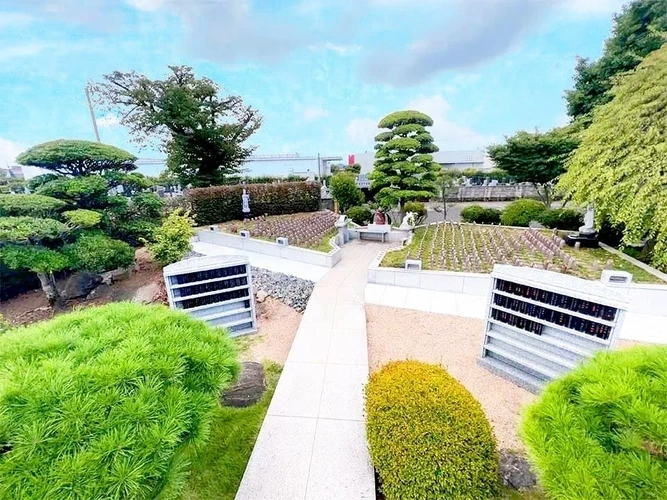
[369,110,441,216]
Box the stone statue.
[373,209,386,225]
[320,180,331,199]
[580,205,595,235]
[242,189,251,214]
[399,212,416,230]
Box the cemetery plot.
[218,211,338,252]
[381,222,662,283]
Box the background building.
[348,150,494,174]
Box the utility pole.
[85,84,101,143]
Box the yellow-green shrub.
[365,361,500,500]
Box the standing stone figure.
[582,205,595,233]
[242,189,251,215]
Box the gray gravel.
[251,267,314,312]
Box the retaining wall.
[197,230,341,268]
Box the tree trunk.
[37,272,60,306]
[534,183,552,207]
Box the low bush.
[346,206,373,225]
[145,209,195,266]
[330,173,364,212]
[366,361,500,500]
[0,264,40,301]
[500,199,547,227]
[521,346,667,499]
[102,194,163,247]
[0,216,70,243]
[62,209,102,228]
[186,182,321,226]
[0,303,238,499]
[0,194,66,218]
[537,208,583,230]
[403,201,427,225]
[461,205,502,224]
[36,175,110,209]
[62,233,135,273]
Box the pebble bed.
[183,251,314,312]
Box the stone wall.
[451,184,540,202]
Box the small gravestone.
[604,259,614,270]
[574,242,581,251]
[221,362,266,407]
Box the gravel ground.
[366,305,536,451]
[251,267,314,312]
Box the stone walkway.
[235,241,385,500]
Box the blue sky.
[0,0,625,176]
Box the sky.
[0,0,626,176]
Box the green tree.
[488,127,580,206]
[565,0,667,119]
[17,140,136,176]
[434,170,460,220]
[94,66,262,187]
[145,209,195,266]
[369,110,441,215]
[330,173,364,212]
[558,46,667,268]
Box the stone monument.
[242,189,251,217]
[320,180,331,199]
[565,205,599,248]
[373,209,386,225]
[399,212,416,231]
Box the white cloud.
[346,118,378,146]
[302,106,330,122]
[97,114,120,128]
[123,0,166,12]
[0,138,24,167]
[0,43,47,62]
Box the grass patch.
[501,487,547,499]
[181,362,282,500]
[312,228,337,253]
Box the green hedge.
[460,205,502,224]
[62,233,136,273]
[186,182,321,226]
[0,216,70,243]
[0,303,238,499]
[0,194,66,218]
[537,208,583,231]
[366,361,500,499]
[521,346,667,499]
[500,199,547,227]
[346,206,373,225]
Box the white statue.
[399,212,416,230]
[320,180,331,199]
[242,189,250,214]
[580,205,595,234]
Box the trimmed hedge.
[537,208,583,231]
[187,182,321,226]
[0,194,66,218]
[0,303,238,499]
[346,206,373,225]
[62,233,135,273]
[0,216,70,243]
[366,361,500,500]
[500,199,547,227]
[461,205,502,224]
[521,346,667,499]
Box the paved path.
[235,241,385,500]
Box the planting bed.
[216,211,338,252]
[381,222,662,283]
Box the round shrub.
[62,233,135,273]
[366,361,500,500]
[346,206,372,225]
[537,208,583,231]
[500,199,547,227]
[521,346,667,499]
[403,201,427,221]
[62,209,103,228]
[145,209,195,266]
[0,194,66,218]
[461,205,502,224]
[0,216,70,243]
[0,303,238,499]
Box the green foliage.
[488,127,580,205]
[104,171,154,196]
[346,206,373,225]
[101,194,164,247]
[62,233,135,273]
[95,66,262,187]
[223,174,307,185]
[26,173,60,191]
[146,209,195,266]
[521,345,667,499]
[0,245,70,274]
[500,199,547,227]
[558,46,667,269]
[461,205,502,224]
[0,302,238,500]
[36,175,110,209]
[403,201,427,225]
[17,139,136,176]
[537,208,583,231]
[0,194,66,218]
[366,361,500,500]
[330,173,364,212]
[187,182,321,226]
[132,192,165,220]
[370,110,441,210]
[0,216,70,243]
[62,209,103,228]
[0,264,40,301]
[565,0,667,119]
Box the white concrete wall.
[197,230,341,268]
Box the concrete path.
[192,241,330,282]
[236,241,385,500]
[365,283,667,345]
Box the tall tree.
[565,0,667,119]
[94,66,262,187]
[487,127,580,206]
[368,110,441,215]
[17,140,136,177]
[558,46,667,269]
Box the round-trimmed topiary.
[500,199,547,227]
[521,346,667,499]
[346,206,373,226]
[0,194,67,218]
[461,205,503,225]
[0,303,238,499]
[366,361,500,500]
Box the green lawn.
[181,362,281,500]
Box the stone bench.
[357,223,391,243]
